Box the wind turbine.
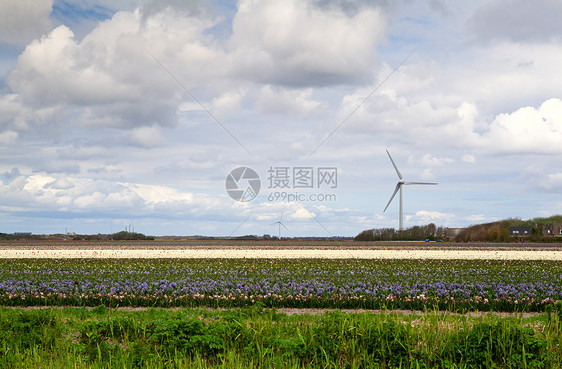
[272,211,288,239]
[383,149,438,231]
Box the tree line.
[454,215,562,242]
[354,223,445,241]
[354,215,562,242]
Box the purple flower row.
[1,259,562,310]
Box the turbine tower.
[272,211,288,239]
[383,149,438,231]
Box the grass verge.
[0,305,561,368]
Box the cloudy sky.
[1,0,561,237]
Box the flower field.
[3,246,562,368]
[1,258,562,312]
[3,248,562,259]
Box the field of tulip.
[3,242,562,367]
[1,257,562,312]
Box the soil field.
[2,240,562,250]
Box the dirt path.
[2,240,562,251]
[2,305,543,318]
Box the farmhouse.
[555,223,562,236]
[543,225,554,237]
[543,223,562,237]
[509,226,531,237]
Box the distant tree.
[112,231,154,240]
[232,235,260,241]
[354,223,445,241]
[456,219,517,242]
[487,225,505,242]
[354,229,375,241]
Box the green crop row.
[1,305,561,368]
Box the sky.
[1,0,562,237]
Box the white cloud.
[44,178,75,190]
[254,201,318,221]
[229,0,385,86]
[483,98,562,154]
[456,101,478,122]
[56,145,115,160]
[0,0,53,46]
[9,26,131,106]
[461,154,475,164]
[130,183,195,204]
[212,90,246,113]
[414,210,455,223]
[291,207,316,220]
[525,171,562,193]
[468,0,562,43]
[419,168,436,181]
[127,126,165,148]
[417,154,455,166]
[0,130,18,143]
[539,173,562,192]
[256,86,324,116]
[339,39,562,153]
[0,94,30,131]
[465,214,486,223]
[6,8,225,131]
[0,172,229,218]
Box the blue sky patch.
[51,1,114,24]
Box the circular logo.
[225,167,261,202]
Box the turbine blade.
[281,223,288,230]
[403,182,438,185]
[386,149,403,180]
[383,183,401,212]
[280,211,283,221]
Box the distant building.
[544,223,562,237]
[554,223,562,236]
[445,228,465,240]
[543,225,554,237]
[509,226,531,237]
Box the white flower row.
[1,249,561,260]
